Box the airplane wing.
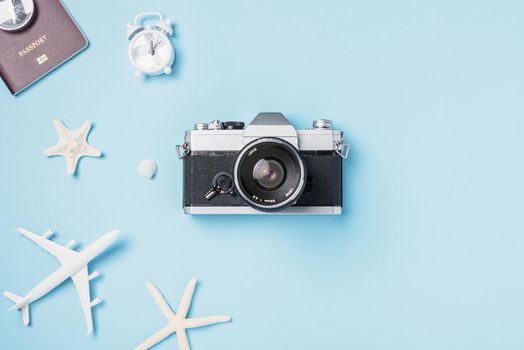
[71,267,95,335]
[16,227,78,265]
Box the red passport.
[0,0,88,95]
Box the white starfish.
[136,278,231,350]
[43,119,102,175]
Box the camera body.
[177,113,348,215]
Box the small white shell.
[138,159,158,179]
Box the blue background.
[1,0,523,349]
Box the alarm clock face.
[0,0,35,32]
[129,30,174,75]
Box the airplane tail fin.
[4,291,30,326]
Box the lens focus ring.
[234,137,306,212]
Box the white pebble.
[138,159,158,179]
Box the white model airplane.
[136,278,231,350]
[3,227,120,335]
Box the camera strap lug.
[176,142,191,159]
[335,141,350,159]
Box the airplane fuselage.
[15,234,115,309]
[21,255,87,307]
[5,228,120,334]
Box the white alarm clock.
[126,12,175,77]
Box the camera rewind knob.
[194,123,208,130]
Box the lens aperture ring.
[233,137,306,212]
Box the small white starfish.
[136,278,231,350]
[43,119,102,175]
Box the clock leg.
[163,67,172,75]
[135,70,142,78]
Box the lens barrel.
[234,137,306,211]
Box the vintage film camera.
[177,113,349,214]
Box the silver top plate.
[185,128,343,152]
[184,113,345,152]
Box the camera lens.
[234,138,306,211]
[253,159,285,189]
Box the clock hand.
[149,39,155,55]
[154,40,164,50]
[153,38,163,50]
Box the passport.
[0,0,88,95]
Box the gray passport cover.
[0,0,88,95]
